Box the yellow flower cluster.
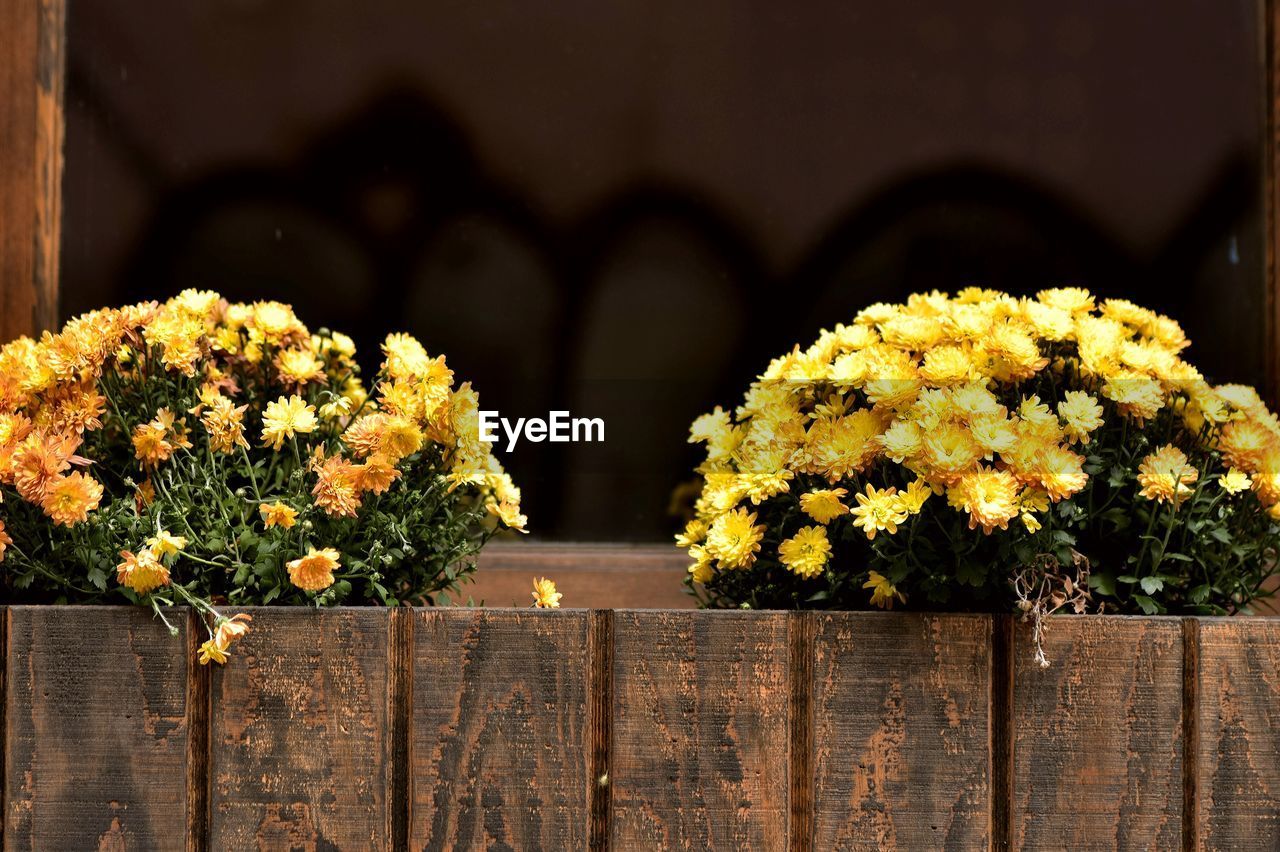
[679,288,1280,603]
[0,291,524,553]
[1,291,526,659]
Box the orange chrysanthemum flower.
[311,455,362,517]
[354,454,401,495]
[40,472,104,527]
[116,548,171,594]
[287,547,340,592]
[259,501,298,529]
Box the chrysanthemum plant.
[0,291,525,664]
[679,288,1278,638]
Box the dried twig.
[1012,551,1095,667]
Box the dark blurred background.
[62,1,1264,541]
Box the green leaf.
[1209,527,1232,544]
[1140,576,1164,595]
[1133,594,1160,615]
[1090,573,1117,596]
[956,560,986,587]
[1117,575,1139,584]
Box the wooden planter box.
[1,607,1276,850]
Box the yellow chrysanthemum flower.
[1031,445,1089,502]
[275,348,325,387]
[920,423,982,482]
[898,478,933,514]
[532,576,562,608]
[863,570,905,609]
[954,468,1020,534]
[878,420,923,463]
[799,488,849,524]
[1058,391,1104,445]
[705,507,766,569]
[146,530,188,559]
[778,525,831,579]
[1220,419,1274,470]
[803,411,883,482]
[687,545,714,584]
[850,484,908,540]
[674,519,707,549]
[1037,286,1095,315]
[1218,468,1251,495]
[919,345,974,386]
[198,639,229,665]
[1137,445,1198,505]
[260,394,318,450]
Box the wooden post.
[0,0,64,343]
[1268,0,1280,403]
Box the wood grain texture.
[1196,618,1280,850]
[208,608,391,849]
[1268,0,1280,407]
[465,542,694,609]
[411,608,593,851]
[1012,616,1184,851]
[4,606,192,849]
[0,0,62,343]
[611,610,790,849]
[811,613,991,851]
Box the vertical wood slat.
[1196,618,1280,850]
[1011,616,1185,851]
[811,613,992,851]
[1268,0,1280,406]
[207,608,392,849]
[0,0,63,343]
[610,610,791,849]
[3,606,192,849]
[410,608,593,850]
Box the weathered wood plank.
[0,0,62,343]
[3,605,192,849]
[811,612,991,850]
[1012,616,1183,850]
[1268,0,1280,408]
[611,610,790,849]
[208,608,391,849]
[411,608,592,850]
[1196,618,1280,850]
[464,542,694,609]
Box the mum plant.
[678,288,1278,633]
[0,291,525,664]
